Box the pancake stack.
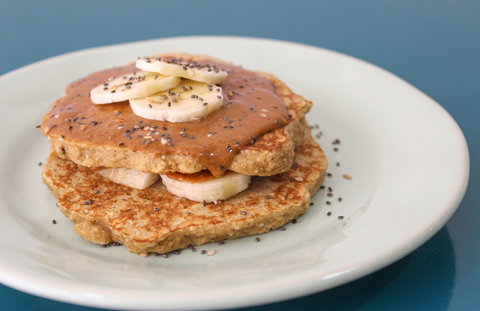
[40,53,328,255]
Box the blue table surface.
[1,1,479,310]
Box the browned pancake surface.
[42,128,327,254]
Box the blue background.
[1,1,479,310]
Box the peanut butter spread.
[41,59,289,177]
[166,170,217,183]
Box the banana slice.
[95,167,160,189]
[136,57,228,84]
[90,71,181,104]
[160,171,251,203]
[129,79,223,122]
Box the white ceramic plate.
[0,37,469,310]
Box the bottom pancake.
[41,128,327,255]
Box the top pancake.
[40,53,312,177]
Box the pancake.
[40,53,312,177]
[41,127,327,254]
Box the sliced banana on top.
[129,80,224,122]
[161,171,251,203]
[90,71,181,104]
[136,57,228,84]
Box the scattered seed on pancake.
[139,253,148,258]
[280,227,286,231]
[38,162,42,166]
[338,197,343,202]
[327,212,332,216]
[201,250,206,254]
[338,216,344,220]
[52,220,56,224]
[218,241,225,245]
[343,174,352,180]
[255,237,261,242]
[326,201,331,205]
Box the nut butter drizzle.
[41,59,289,177]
